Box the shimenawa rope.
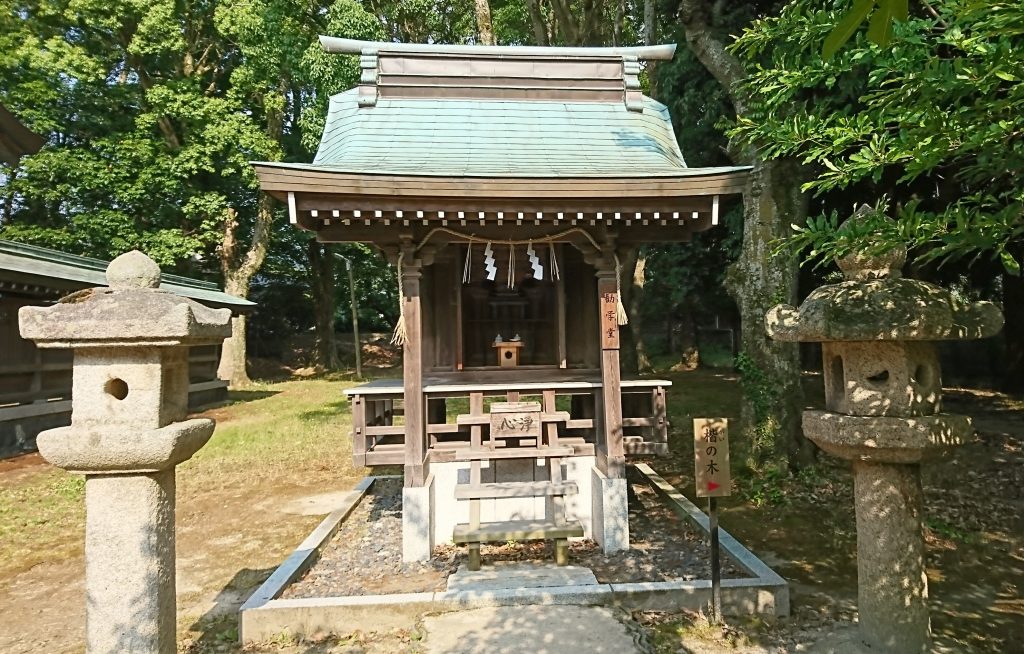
[391,226,628,345]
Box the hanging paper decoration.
[507,243,515,288]
[462,244,472,283]
[527,241,544,280]
[549,244,561,281]
[483,242,497,280]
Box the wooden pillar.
[596,265,625,478]
[401,259,427,487]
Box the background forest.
[1,0,1021,470]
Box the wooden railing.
[345,378,670,467]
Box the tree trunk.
[474,0,495,45]
[1002,271,1024,392]
[625,248,652,373]
[677,298,699,370]
[613,0,624,46]
[307,240,341,370]
[2,167,16,224]
[618,247,639,375]
[525,0,550,46]
[679,0,814,468]
[550,0,579,45]
[643,0,657,97]
[725,156,814,466]
[217,197,274,387]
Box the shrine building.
[252,38,748,568]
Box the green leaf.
[867,0,895,46]
[1000,250,1021,276]
[823,0,877,60]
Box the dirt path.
[0,457,347,654]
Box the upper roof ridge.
[319,37,677,61]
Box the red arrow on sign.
[707,480,720,492]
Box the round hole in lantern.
[105,378,129,400]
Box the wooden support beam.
[596,266,625,478]
[401,257,427,486]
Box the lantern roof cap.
[19,251,232,348]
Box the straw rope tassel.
[613,253,629,326]
[549,244,560,281]
[462,244,472,283]
[391,252,408,346]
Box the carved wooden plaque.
[490,401,543,439]
[600,291,619,350]
[694,418,731,497]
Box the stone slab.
[421,605,638,654]
[446,562,598,592]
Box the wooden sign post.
[694,418,730,624]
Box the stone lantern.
[766,216,1003,654]
[19,251,232,654]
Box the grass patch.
[647,611,767,653]
[0,470,86,577]
[0,375,364,579]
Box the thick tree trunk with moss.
[726,157,815,466]
[679,0,814,467]
[474,0,495,45]
[308,240,341,370]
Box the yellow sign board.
[694,418,731,497]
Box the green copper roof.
[0,240,254,310]
[302,89,694,178]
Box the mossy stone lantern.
[19,251,232,654]
[766,217,1002,654]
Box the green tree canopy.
[731,0,1024,274]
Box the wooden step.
[450,446,574,461]
[453,519,584,543]
[454,481,578,500]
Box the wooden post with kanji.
[694,417,730,624]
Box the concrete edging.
[239,476,377,614]
[239,469,789,643]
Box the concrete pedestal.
[85,472,177,654]
[591,466,629,553]
[402,456,632,562]
[402,478,435,562]
[853,461,930,653]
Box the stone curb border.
[632,463,790,587]
[239,469,789,643]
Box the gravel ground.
[284,472,751,599]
